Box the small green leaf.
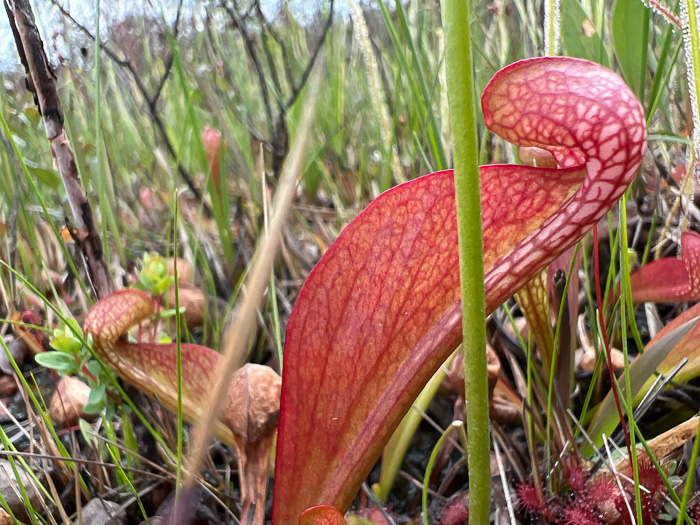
[87,384,106,408]
[82,402,103,415]
[64,318,83,338]
[86,360,101,380]
[150,276,173,295]
[158,307,186,319]
[79,418,97,447]
[23,107,41,125]
[105,403,116,420]
[138,253,173,294]
[34,352,78,373]
[50,336,82,354]
[27,166,61,189]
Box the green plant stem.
[619,194,643,525]
[173,192,184,496]
[440,2,490,524]
[678,419,700,525]
[685,1,700,115]
[545,0,558,56]
[422,422,462,525]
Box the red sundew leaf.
[299,506,346,525]
[630,231,700,303]
[517,482,547,514]
[273,57,646,523]
[82,289,237,446]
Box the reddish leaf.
[299,506,346,525]
[202,125,222,192]
[630,300,700,394]
[83,289,238,446]
[584,307,699,453]
[273,57,646,522]
[630,231,700,302]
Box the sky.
[0,0,350,73]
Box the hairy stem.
[440,1,490,523]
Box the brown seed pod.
[49,376,93,428]
[223,364,281,525]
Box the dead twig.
[47,0,207,208]
[220,0,334,176]
[5,0,113,298]
[178,57,324,516]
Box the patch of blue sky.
[0,0,371,74]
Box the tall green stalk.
[440,2,490,524]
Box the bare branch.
[151,0,184,106]
[47,0,207,206]
[48,0,130,66]
[221,0,274,134]
[254,8,284,99]
[254,3,295,91]
[285,0,334,111]
[5,0,113,298]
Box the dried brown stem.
[181,60,323,500]
[220,0,334,175]
[5,0,113,298]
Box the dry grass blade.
[615,416,700,473]
[181,60,324,494]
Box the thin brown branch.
[5,0,114,298]
[284,0,334,111]
[47,0,130,66]
[47,0,207,207]
[150,0,184,106]
[259,28,284,100]
[222,0,274,133]
[255,3,295,91]
[202,7,270,149]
